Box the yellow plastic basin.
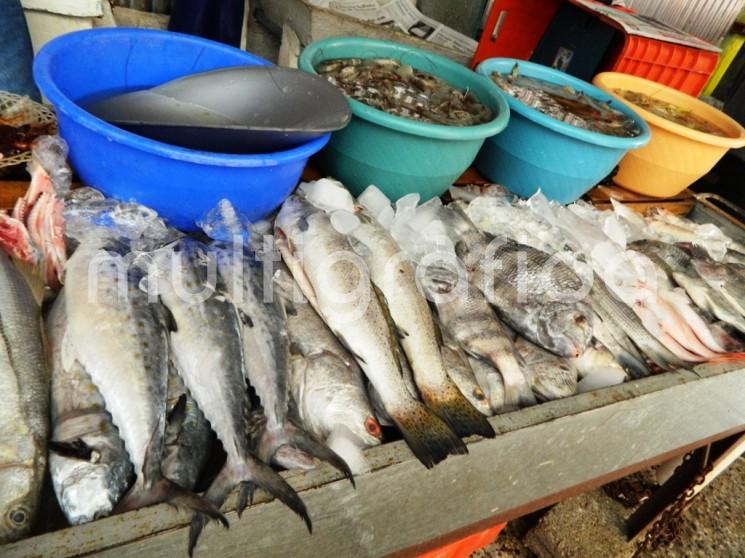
[593,72,745,198]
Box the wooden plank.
[3,363,744,558]
[0,181,27,210]
[21,0,103,17]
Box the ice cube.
[377,205,395,229]
[395,193,420,214]
[197,199,249,242]
[300,178,354,213]
[409,197,442,231]
[358,185,392,217]
[577,367,627,393]
[330,209,360,235]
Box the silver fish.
[275,268,383,449]
[514,337,577,401]
[441,205,593,357]
[0,255,48,543]
[62,243,222,530]
[421,264,534,410]
[276,196,467,468]
[151,238,309,552]
[348,212,494,439]
[631,240,745,336]
[439,344,492,417]
[162,364,211,491]
[589,276,684,371]
[212,245,353,481]
[692,258,745,318]
[47,294,132,525]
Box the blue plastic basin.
[474,59,650,203]
[33,28,329,231]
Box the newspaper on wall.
[307,0,478,56]
[572,0,720,52]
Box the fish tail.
[258,422,355,487]
[390,399,468,468]
[189,455,311,555]
[420,382,495,439]
[708,352,745,363]
[116,477,228,558]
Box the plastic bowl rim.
[33,27,330,167]
[593,72,745,149]
[476,58,651,149]
[298,36,511,141]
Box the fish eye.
[8,508,27,526]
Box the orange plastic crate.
[610,35,719,96]
[417,524,506,558]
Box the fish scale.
[0,254,48,544]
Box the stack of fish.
[4,154,745,553]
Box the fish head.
[536,303,593,358]
[0,465,36,543]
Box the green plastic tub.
[298,37,510,201]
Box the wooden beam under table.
[3,363,744,558]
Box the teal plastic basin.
[298,37,510,201]
[474,59,650,203]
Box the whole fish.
[276,196,467,468]
[514,337,577,401]
[162,364,211,491]
[349,214,493,438]
[46,295,132,525]
[631,240,745,335]
[212,245,353,481]
[440,205,593,357]
[589,276,684,370]
[421,264,535,409]
[692,258,745,318]
[439,344,492,417]
[0,255,48,543]
[62,243,223,529]
[150,239,309,553]
[274,268,383,449]
[467,356,505,413]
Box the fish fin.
[238,309,254,328]
[259,423,355,488]
[159,299,178,332]
[272,445,319,471]
[390,400,468,468]
[117,477,227,543]
[420,382,495,439]
[48,439,94,460]
[190,455,310,554]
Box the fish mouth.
[365,416,383,440]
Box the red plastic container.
[471,0,563,68]
[417,524,506,558]
[608,35,720,96]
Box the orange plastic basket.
[417,524,506,558]
[609,35,719,97]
